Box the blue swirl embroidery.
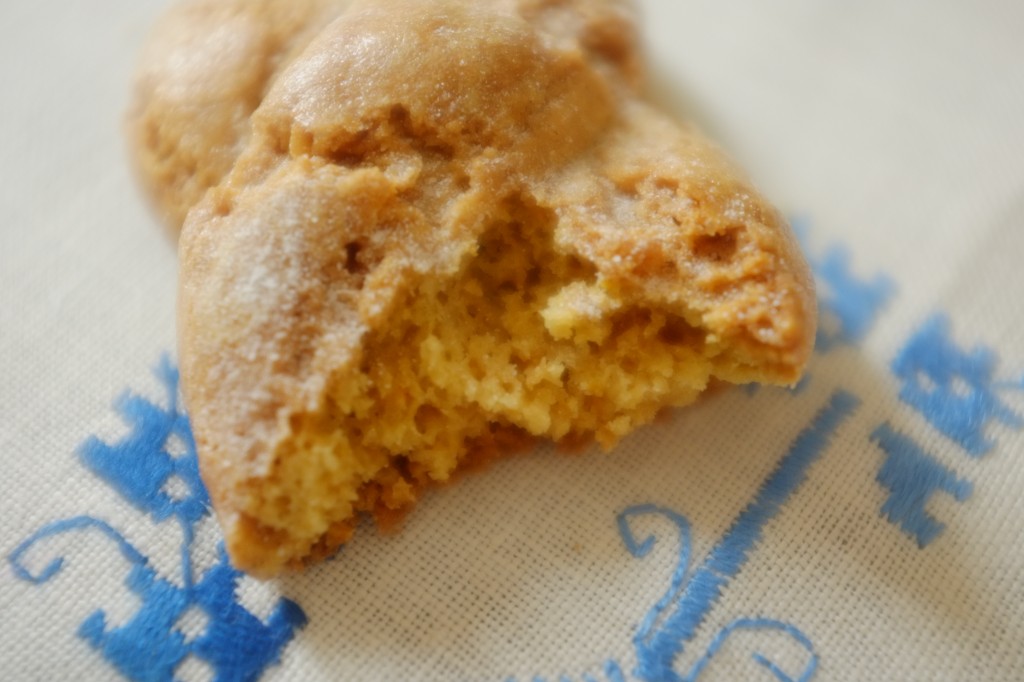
[515,390,858,682]
[8,356,307,682]
[620,391,856,682]
[684,618,817,682]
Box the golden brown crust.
[535,99,817,383]
[125,0,640,233]
[177,0,816,576]
[126,0,351,232]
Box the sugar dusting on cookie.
[170,0,815,576]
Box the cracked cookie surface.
[177,0,815,576]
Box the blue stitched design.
[617,505,692,647]
[8,357,307,682]
[624,390,858,682]
[79,357,208,526]
[509,660,629,682]
[603,660,628,682]
[685,619,817,682]
[872,423,973,547]
[891,314,1023,456]
[510,391,856,682]
[9,516,146,584]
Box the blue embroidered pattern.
[8,356,307,682]
[510,391,858,682]
[624,391,856,682]
[891,314,1023,456]
[871,424,973,547]
[871,313,1024,547]
[685,618,817,682]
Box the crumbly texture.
[127,0,351,231]
[177,0,816,576]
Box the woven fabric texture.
[2,1,1023,680]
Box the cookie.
[177,0,816,576]
[127,0,351,231]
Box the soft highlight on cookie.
[176,0,816,576]
[127,0,352,231]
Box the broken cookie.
[175,0,816,576]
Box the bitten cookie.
[177,0,816,576]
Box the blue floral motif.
[8,357,307,682]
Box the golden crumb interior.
[244,195,718,568]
